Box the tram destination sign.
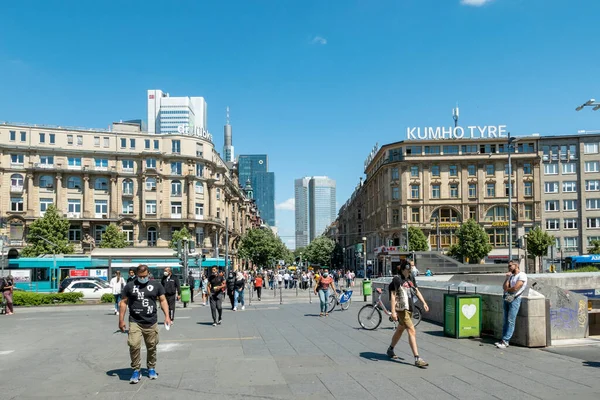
[407,125,508,140]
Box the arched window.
[94,178,108,190]
[39,175,54,189]
[67,176,82,189]
[146,177,157,191]
[485,206,516,222]
[10,174,24,187]
[430,207,462,249]
[171,180,182,196]
[430,208,461,223]
[195,181,204,194]
[122,179,134,195]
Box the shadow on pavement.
[583,361,600,368]
[359,351,412,366]
[304,314,321,317]
[106,368,138,381]
[197,322,215,326]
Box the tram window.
[31,268,49,282]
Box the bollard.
[309,288,312,303]
[279,285,283,305]
[249,283,252,305]
[296,284,298,297]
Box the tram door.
[60,268,70,282]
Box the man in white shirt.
[283,272,290,289]
[495,260,528,349]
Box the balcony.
[195,214,204,220]
[10,185,24,193]
[94,166,108,172]
[122,190,134,197]
[122,168,134,173]
[35,163,54,169]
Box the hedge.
[101,293,115,303]
[12,291,85,306]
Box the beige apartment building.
[337,136,543,273]
[0,122,261,256]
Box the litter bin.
[362,279,372,302]
[180,285,191,308]
[444,289,482,338]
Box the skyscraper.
[295,176,337,247]
[238,155,275,227]
[223,106,234,162]
[147,89,207,134]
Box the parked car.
[59,276,106,293]
[64,280,112,300]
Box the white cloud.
[276,198,295,211]
[311,36,327,45]
[460,0,494,6]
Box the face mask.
[322,273,329,277]
[164,271,169,276]
[138,277,149,284]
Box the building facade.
[309,176,337,242]
[223,107,234,163]
[237,155,275,227]
[1,122,261,259]
[294,177,310,248]
[147,89,208,134]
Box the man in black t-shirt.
[207,267,225,326]
[161,267,181,322]
[387,260,430,368]
[119,264,171,384]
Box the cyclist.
[387,260,430,368]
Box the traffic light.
[188,240,196,254]
[173,240,182,258]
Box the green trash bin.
[180,285,191,308]
[444,290,482,338]
[362,279,372,296]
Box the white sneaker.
[241,306,245,310]
[116,311,119,316]
[495,341,508,349]
[233,307,237,311]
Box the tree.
[238,228,288,268]
[170,227,192,250]
[303,236,335,266]
[21,205,74,257]
[408,227,429,251]
[453,219,492,264]
[331,242,345,269]
[527,226,555,273]
[589,240,600,255]
[99,224,128,248]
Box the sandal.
[325,313,329,317]
[319,313,324,317]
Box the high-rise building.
[294,177,310,248]
[223,107,234,162]
[238,155,276,227]
[295,176,337,246]
[147,89,207,134]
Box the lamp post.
[575,98,600,112]
[0,235,7,277]
[507,133,518,263]
[362,236,367,279]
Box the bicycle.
[357,288,422,330]
[327,289,353,313]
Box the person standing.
[314,268,335,317]
[109,271,126,315]
[233,271,246,311]
[119,264,171,383]
[496,260,528,349]
[160,268,180,322]
[127,268,136,283]
[387,261,429,368]
[226,271,236,310]
[187,271,196,303]
[208,267,225,326]
[201,274,208,306]
[254,274,263,300]
[1,275,14,315]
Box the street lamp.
[507,133,518,263]
[362,236,367,279]
[575,98,600,111]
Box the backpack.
[393,276,414,312]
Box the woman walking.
[314,268,335,317]
[109,271,126,315]
[254,274,263,301]
[1,275,14,315]
[233,271,246,311]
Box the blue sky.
[1,0,600,249]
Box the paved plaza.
[1,290,599,400]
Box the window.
[11,154,24,165]
[94,136,100,146]
[39,175,54,189]
[584,143,599,154]
[469,206,477,220]
[40,133,46,143]
[545,200,559,212]
[392,187,400,200]
[587,218,600,229]
[171,180,182,196]
[122,225,134,244]
[145,177,157,191]
[49,133,55,144]
[563,181,577,192]
[589,236,600,245]
[122,179,134,195]
[486,164,495,176]
[95,225,107,242]
[480,144,496,154]
[120,138,126,148]
[216,208,221,219]
[423,145,439,155]
[392,209,400,225]
[410,166,419,177]
[411,207,420,223]
[562,162,577,174]
[95,158,108,170]
[195,203,204,217]
[103,137,110,148]
[524,182,533,197]
[122,200,134,214]
[586,180,600,191]
[467,165,476,176]
[154,140,159,150]
[485,206,512,222]
[67,176,82,189]
[172,140,181,153]
[524,204,533,221]
[145,139,151,149]
[410,185,420,199]
[431,185,440,199]
[20,131,26,142]
[75,135,82,146]
[67,135,74,145]
[449,165,458,177]
[68,226,82,241]
[564,237,578,251]
[95,178,108,191]
[406,146,422,155]
[585,161,599,173]
[10,197,23,212]
[146,158,157,169]
[449,184,459,198]
[122,159,134,172]
[171,162,182,175]
[468,184,477,198]
[443,145,459,154]
[130,138,136,149]
[196,163,204,177]
[171,201,182,217]
[40,155,54,166]
[68,157,81,168]
[486,183,495,197]
[546,219,560,230]
[564,219,578,230]
[10,174,24,189]
[38,198,52,216]
[523,163,532,175]
[216,188,221,200]
[504,164,514,175]
[67,199,81,215]
[95,200,108,217]
[9,131,15,141]
[505,183,511,197]
[195,181,204,194]
[391,167,400,180]
[587,199,600,210]
[145,200,157,214]
[544,182,559,193]
[544,164,558,175]
[462,145,478,154]
[564,200,578,211]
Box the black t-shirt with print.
[122,279,165,325]
[388,274,417,312]
[208,274,224,295]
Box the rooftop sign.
[407,125,508,140]
[177,125,213,142]
[364,143,379,170]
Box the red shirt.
[254,276,263,288]
[318,276,333,290]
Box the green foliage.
[565,266,600,273]
[170,227,192,250]
[453,219,492,264]
[331,242,345,268]
[588,240,600,255]
[101,293,115,303]
[303,236,335,266]
[238,228,289,268]
[12,291,84,306]
[21,205,74,257]
[99,224,128,248]
[526,226,554,273]
[408,227,429,251]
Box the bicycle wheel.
[357,304,382,330]
[327,295,337,313]
[340,298,351,311]
[412,306,422,327]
